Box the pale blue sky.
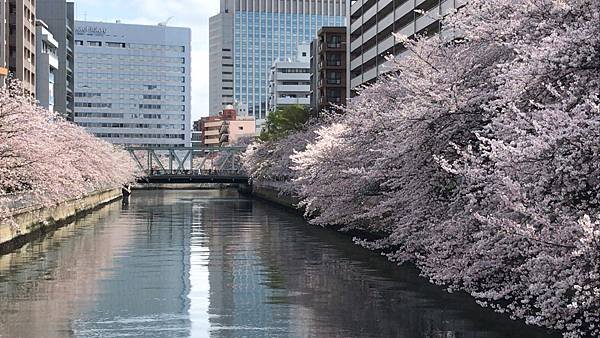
[73,0,220,120]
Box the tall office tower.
[209,2,234,116]
[35,20,58,112]
[310,26,346,115]
[37,0,74,119]
[209,0,347,129]
[268,44,311,112]
[74,21,192,148]
[348,0,463,96]
[6,0,36,95]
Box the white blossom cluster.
[0,82,139,223]
[242,0,599,336]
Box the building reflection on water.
[0,202,135,337]
[0,190,558,338]
[72,192,194,337]
[193,190,557,338]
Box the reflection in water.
[0,190,559,338]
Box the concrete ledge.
[0,188,123,254]
[248,186,300,210]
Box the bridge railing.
[126,147,247,178]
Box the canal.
[0,190,559,338]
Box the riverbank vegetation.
[242,1,599,337]
[0,82,138,223]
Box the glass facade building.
[74,21,192,147]
[210,0,346,128]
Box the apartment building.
[6,0,36,94]
[268,45,311,112]
[74,21,192,147]
[37,0,75,119]
[209,0,347,129]
[197,106,256,147]
[310,26,346,114]
[348,0,462,95]
[35,20,58,111]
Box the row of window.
[139,104,163,110]
[77,40,186,52]
[279,68,311,74]
[77,53,186,64]
[75,112,186,120]
[77,64,186,74]
[130,114,185,120]
[79,122,186,130]
[94,133,186,140]
[77,83,186,93]
[75,92,102,98]
[75,93,184,102]
[75,102,112,108]
[77,72,186,83]
[75,102,186,111]
[134,144,186,148]
[138,104,186,111]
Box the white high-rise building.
[74,21,192,147]
[268,44,311,112]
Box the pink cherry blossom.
[243,1,600,336]
[0,81,139,225]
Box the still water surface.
[0,190,559,338]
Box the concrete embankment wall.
[244,186,300,210]
[0,189,122,253]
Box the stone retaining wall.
[247,186,300,210]
[0,189,122,253]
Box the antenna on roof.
[158,16,174,27]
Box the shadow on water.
[0,189,560,338]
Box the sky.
[73,0,220,121]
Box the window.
[139,104,162,109]
[88,41,102,47]
[280,68,310,73]
[75,40,83,46]
[106,42,126,48]
[75,102,112,108]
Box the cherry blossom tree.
[245,0,599,336]
[0,81,139,224]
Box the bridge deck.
[139,175,249,184]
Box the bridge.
[126,147,249,184]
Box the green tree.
[259,105,309,142]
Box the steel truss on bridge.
[126,147,249,184]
